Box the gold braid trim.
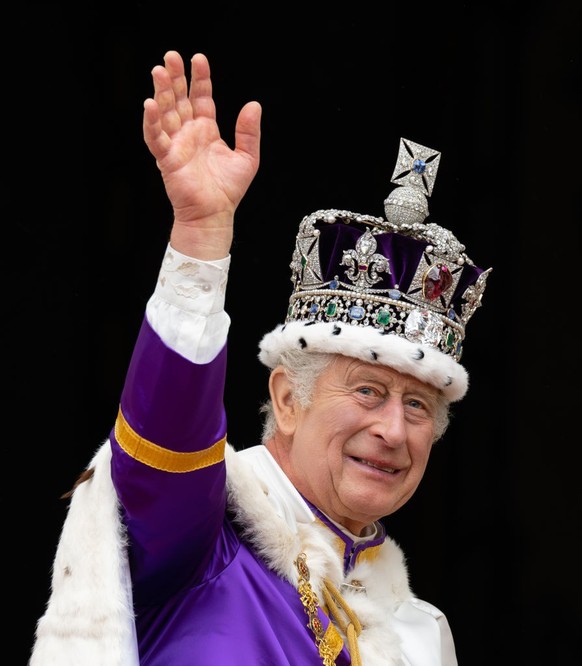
[114,406,226,472]
[323,578,363,666]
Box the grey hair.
[259,350,450,444]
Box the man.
[30,51,490,665]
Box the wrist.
[169,220,233,261]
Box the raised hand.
[143,51,262,259]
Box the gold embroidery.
[355,543,382,564]
[316,516,381,567]
[114,406,226,472]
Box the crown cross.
[340,229,391,290]
[390,138,441,196]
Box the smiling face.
[267,355,440,536]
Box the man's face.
[281,356,439,536]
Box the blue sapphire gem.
[388,289,401,300]
[447,308,456,320]
[349,306,365,320]
[330,279,338,289]
[413,159,426,174]
[309,304,319,314]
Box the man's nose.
[369,399,407,447]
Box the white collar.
[236,445,315,532]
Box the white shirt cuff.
[146,244,231,364]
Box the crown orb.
[384,186,429,227]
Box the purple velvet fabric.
[109,318,356,664]
[316,222,484,308]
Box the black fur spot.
[332,325,342,336]
[304,321,316,327]
[298,337,307,349]
[370,351,378,361]
[413,348,425,360]
[444,376,453,386]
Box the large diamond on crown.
[405,309,444,347]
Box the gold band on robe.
[114,406,226,472]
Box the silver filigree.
[460,267,492,324]
[291,232,322,288]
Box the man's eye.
[407,399,425,410]
[357,386,375,396]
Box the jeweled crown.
[284,138,491,362]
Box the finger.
[189,53,216,121]
[234,101,262,165]
[143,97,171,160]
[151,63,183,136]
[163,51,193,125]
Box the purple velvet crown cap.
[258,139,492,402]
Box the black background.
[10,1,580,664]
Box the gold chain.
[295,553,336,666]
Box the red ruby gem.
[423,263,453,300]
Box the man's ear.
[268,366,297,435]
